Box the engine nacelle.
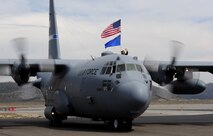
[147,64,175,85]
[11,64,30,86]
[169,79,206,94]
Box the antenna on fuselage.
[90,55,95,61]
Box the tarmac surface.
[0,103,213,136]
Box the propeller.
[170,40,183,66]
[10,37,30,85]
[144,40,204,94]
[11,37,28,64]
[0,38,28,76]
[144,40,184,85]
[10,37,56,86]
[166,41,202,94]
[165,41,184,78]
[11,37,55,72]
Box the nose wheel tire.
[48,110,67,127]
[49,119,62,127]
[110,119,132,131]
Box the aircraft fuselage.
[39,53,152,120]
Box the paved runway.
[0,103,213,136]
[0,114,213,136]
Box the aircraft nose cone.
[118,81,150,110]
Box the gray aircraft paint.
[44,0,151,120]
[38,53,152,119]
[0,0,210,131]
[49,0,60,59]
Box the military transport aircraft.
[0,0,213,131]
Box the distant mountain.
[0,81,213,102]
[0,82,20,93]
[0,82,43,102]
[151,85,178,100]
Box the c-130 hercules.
[1,0,213,131]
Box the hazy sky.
[1,0,213,82]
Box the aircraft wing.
[174,61,213,73]
[144,60,213,73]
[143,60,213,86]
[0,59,57,76]
[0,59,72,85]
[143,60,213,94]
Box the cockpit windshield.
[100,62,143,75]
[117,64,125,72]
[126,64,136,71]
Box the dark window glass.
[112,65,116,73]
[105,67,112,74]
[136,64,143,72]
[127,64,136,71]
[113,61,116,65]
[116,64,126,72]
[100,67,107,74]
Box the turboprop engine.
[144,40,206,95]
[11,56,30,86]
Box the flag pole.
[120,34,122,53]
[120,19,122,53]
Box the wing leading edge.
[174,61,213,74]
[0,59,70,85]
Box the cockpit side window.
[105,67,112,74]
[101,61,117,75]
[100,67,107,75]
[126,64,136,71]
[112,65,116,73]
[116,64,126,72]
[136,64,143,72]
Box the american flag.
[101,19,121,38]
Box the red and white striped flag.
[101,19,121,38]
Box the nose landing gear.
[45,107,67,127]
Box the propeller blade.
[11,37,28,55]
[170,40,184,66]
[11,37,29,67]
[143,56,160,73]
[144,40,184,86]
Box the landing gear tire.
[48,110,67,127]
[109,119,132,131]
[122,119,132,131]
[49,119,62,127]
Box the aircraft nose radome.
[118,81,150,109]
